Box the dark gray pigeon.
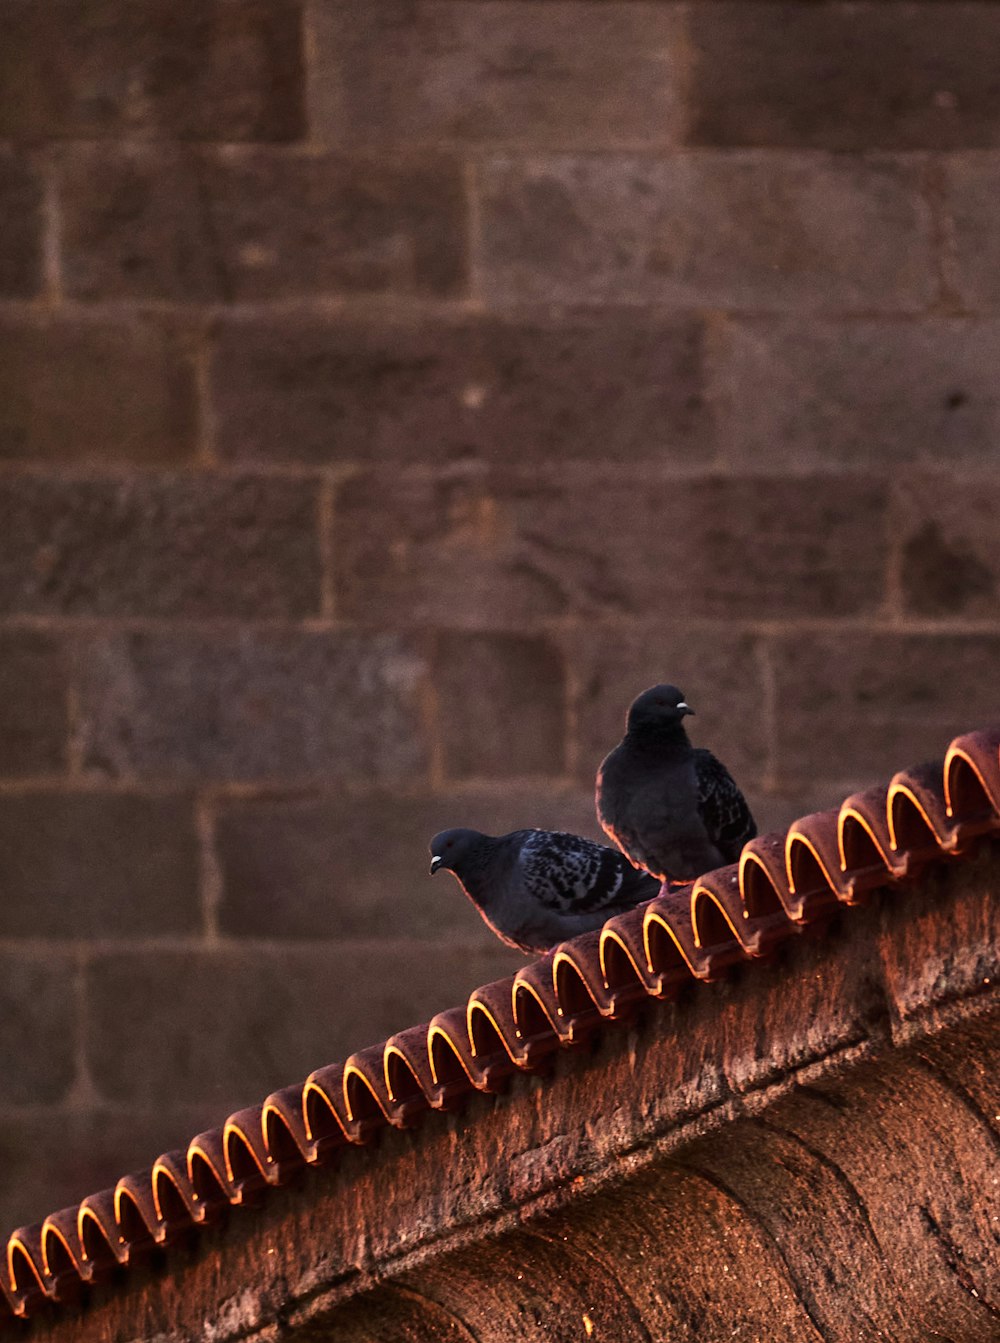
[428,827,660,954]
[596,683,757,883]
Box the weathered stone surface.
[0,950,76,1107]
[771,632,1000,783]
[711,317,1000,467]
[433,631,567,780]
[310,1,685,148]
[72,630,431,783]
[0,149,43,298]
[334,470,889,625]
[60,145,468,301]
[0,0,305,141]
[0,630,68,778]
[0,792,200,937]
[0,474,321,618]
[0,314,198,464]
[689,4,1000,150]
[896,475,1000,619]
[477,153,934,309]
[945,151,1000,309]
[215,787,600,942]
[211,312,711,467]
[86,943,523,1106]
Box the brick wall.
[1,0,999,1232]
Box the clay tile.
[343,1046,400,1132]
[467,979,529,1081]
[888,760,956,856]
[511,957,566,1050]
[645,887,716,979]
[426,1006,479,1109]
[187,1130,239,1207]
[383,1025,436,1110]
[785,812,850,915]
[38,1209,84,1305]
[223,1107,277,1195]
[301,1065,352,1157]
[261,1085,312,1169]
[77,1190,127,1277]
[691,864,773,958]
[599,905,660,1006]
[945,729,1000,834]
[114,1171,163,1251]
[838,785,899,881]
[553,930,616,1023]
[150,1151,206,1231]
[6,1227,49,1314]
[739,832,799,920]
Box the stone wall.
[1,0,999,1231]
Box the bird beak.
[678,702,694,716]
[429,855,443,875]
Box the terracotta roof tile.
[2,727,999,1325]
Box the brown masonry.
[1,0,1000,1233]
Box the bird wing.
[693,750,757,865]
[520,830,659,916]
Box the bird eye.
[446,840,453,848]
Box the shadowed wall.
[1,0,999,1231]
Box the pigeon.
[596,683,757,883]
[428,827,660,954]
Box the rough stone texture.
[0,314,199,465]
[0,631,68,779]
[335,470,889,625]
[215,786,600,942]
[688,4,1000,151]
[210,312,712,467]
[712,317,1000,467]
[0,150,43,298]
[771,632,1000,783]
[433,631,568,779]
[310,1,685,148]
[477,153,934,309]
[60,145,468,301]
[0,0,305,142]
[896,474,1000,619]
[72,630,432,783]
[0,952,76,1107]
[0,474,321,618]
[85,942,523,1107]
[0,792,199,937]
[946,151,1000,309]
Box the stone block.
[0,0,305,141]
[334,469,889,625]
[477,152,934,310]
[211,312,711,467]
[0,631,68,778]
[0,792,200,937]
[310,1,684,147]
[711,317,1000,467]
[688,4,1000,150]
[0,314,198,464]
[60,145,468,301]
[0,474,321,618]
[73,630,432,784]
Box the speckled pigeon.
[596,683,757,883]
[428,827,660,955]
